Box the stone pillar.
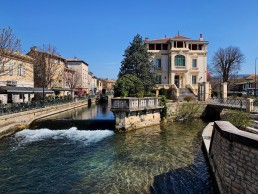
[204,82,210,101]
[155,88,159,97]
[221,82,227,99]
[246,98,254,113]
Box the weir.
[29,119,115,130]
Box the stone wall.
[166,101,207,120]
[209,121,258,194]
[0,100,89,138]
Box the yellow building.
[27,47,70,97]
[145,34,208,95]
[0,52,35,103]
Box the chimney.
[30,46,37,51]
[199,34,203,41]
[145,37,149,42]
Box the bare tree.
[211,46,245,83]
[28,44,64,88]
[64,69,81,98]
[0,27,21,76]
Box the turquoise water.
[0,104,216,193]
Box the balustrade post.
[246,98,253,113]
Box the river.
[0,103,217,193]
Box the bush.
[183,95,194,102]
[221,110,251,129]
[175,102,202,121]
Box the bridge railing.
[208,98,246,110]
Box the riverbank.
[202,121,258,194]
[0,99,91,138]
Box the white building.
[66,58,89,96]
[145,34,208,95]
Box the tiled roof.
[66,58,89,66]
[145,38,169,43]
[172,35,191,39]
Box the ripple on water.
[0,120,216,193]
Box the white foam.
[15,127,114,146]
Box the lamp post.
[255,58,258,98]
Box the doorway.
[175,75,180,88]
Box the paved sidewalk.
[202,122,214,154]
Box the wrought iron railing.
[208,98,246,110]
[0,96,89,116]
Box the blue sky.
[1,0,258,79]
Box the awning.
[52,88,73,92]
[0,86,54,94]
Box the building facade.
[101,79,116,94]
[66,58,89,96]
[145,34,208,94]
[27,47,69,97]
[0,52,34,103]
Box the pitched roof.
[145,38,169,43]
[172,35,191,39]
[66,58,89,66]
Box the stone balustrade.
[111,97,160,111]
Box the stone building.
[27,47,70,97]
[0,52,35,103]
[66,58,89,96]
[145,34,208,96]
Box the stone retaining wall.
[0,100,89,138]
[209,121,258,194]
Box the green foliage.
[221,110,251,129]
[118,34,155,94]
[176,102,203,121]
[160,96,167,119]
[159,88,174,100]
[183,95,194,102]
[113,74,144,97]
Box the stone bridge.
[201,98,258,120]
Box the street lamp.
[255,58,258,98]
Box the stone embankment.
[202,121,258,194]
[0,99,90,138]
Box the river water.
[0,104,216,193]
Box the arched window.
[175,55,185,67]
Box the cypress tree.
[118,34,155,94]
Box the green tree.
[114,74,144,97]
[118,34,155,94]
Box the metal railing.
[208,98,246,110]
[0,96,89,116]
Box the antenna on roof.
[165,35,166,38]
[178,30,179,36]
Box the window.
[192,75,197,84]
[0,62,4,73]
[17,64,25,76]
[9,62,14,76]
[177,41,183,48]
[162,44,168,50]
[156,59,161,70]
[156,44,161,50]
[192,59,197,68]
[149,44,155,50]
[58,80,62,87]
[156,75,162,84]
[50,79,54,88]
[175,55,185,67]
